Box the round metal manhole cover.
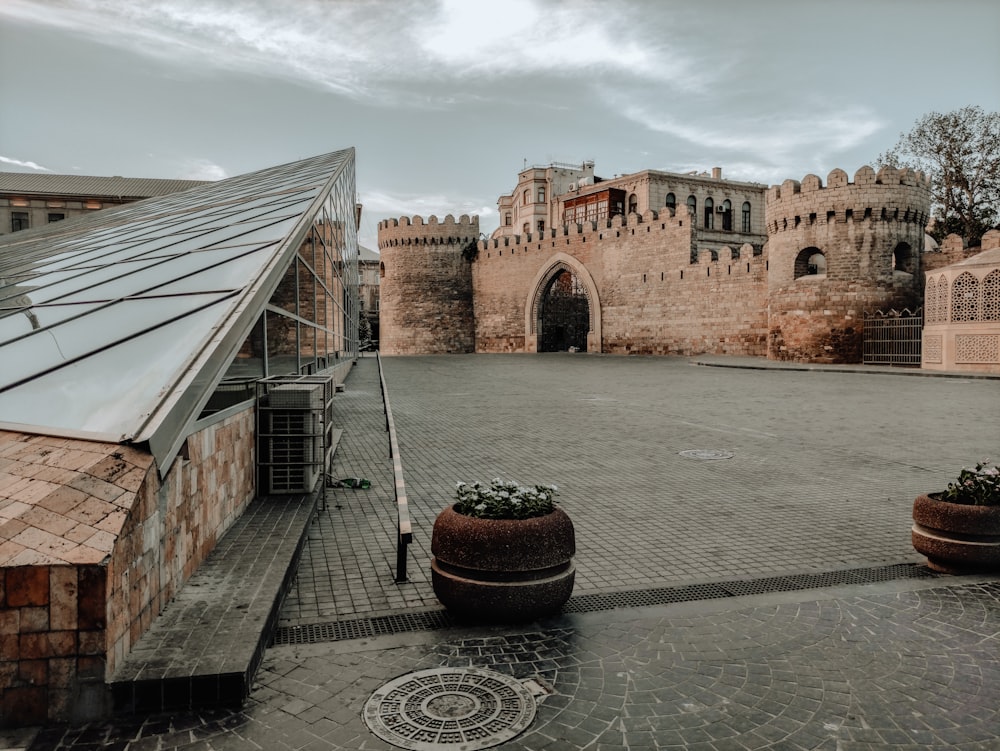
[679,449,734,460]
[363,667,537,750]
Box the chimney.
[712,167,722,180]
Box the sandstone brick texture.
[378,215,478,355]
[378,165,932,364]
[0,407,255,726]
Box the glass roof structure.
[0,149,358,469]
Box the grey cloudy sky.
[2,0,998,250]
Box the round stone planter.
[431,504,575,622]
[912,493,1000,574]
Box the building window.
[523,223,530,235]
[523,189,530,205]
[687,195,697,219]
[11,212,29,232]
[537,220,545,234]
[48,213,65,223]
[794,247,826,278]
[722,200,732,231]
[505,212,512,226]
[627,193,638,214]
[742,202,751,233]
[665,193,676,210]
[704,198,714,229]
[893,243,914,274]
[537,187,545,203]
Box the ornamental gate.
[538,270,589,352]
[862,308,922,366]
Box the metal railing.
[376,352,412,582]
[862,308,923,366]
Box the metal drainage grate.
[272,563,937,645]
[363,667,536,750]
[679,449,735,460]
[274,610,455,645]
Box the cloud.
[413,0,684,83]
[178,158,229,181]
[0,0,702,105]
[361,189,494,220]
[617,101,886,176]
[0,155,52,171]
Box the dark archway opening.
[539,270,589,352]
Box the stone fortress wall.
[378,165,932,363]
[378,214,478,355]
[765,166,930,361]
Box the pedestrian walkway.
[10,353,1000,751]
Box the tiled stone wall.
[0,563,107,725]
[0,434,153,726]
[0,407,255,726]
[106,408,256,681]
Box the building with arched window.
[922,231,1000,373]
[382,162,939,368]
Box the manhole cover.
[363,667,537,750]
[679,449,734,460]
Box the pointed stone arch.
[525,253,602,353]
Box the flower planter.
[431,504,575,622]
[911,493,1000,574]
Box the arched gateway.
[525,253,602,353]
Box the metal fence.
[862,308,923,366]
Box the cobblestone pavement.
[10,354,1000,751]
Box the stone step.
[109,490,319,713]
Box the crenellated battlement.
[478,206,693,252]
[766,166,931,234]
[377,214,480,250]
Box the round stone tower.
[377,214,479,355]
[765,165,931,362]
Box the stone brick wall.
[0,562,108,725]
[471,207,769,356]
[378,215,478,355]
[378,165,932,364]
[0,435,153,726]
[766,166,931,362]
[106,408,256,684]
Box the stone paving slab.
[285,354,1000,624]
[110,491,318,713]
[18,576,1000,750]
[8,353,1000,750]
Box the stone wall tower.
[765,166,931,362]
[377,214,479,355]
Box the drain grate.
[275,610,455,645]
[272,563,937,646]
[363,668,536,750]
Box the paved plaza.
[7,354,1000,750]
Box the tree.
[878,106,1000,246]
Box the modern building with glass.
[0,149,360,725]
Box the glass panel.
[297,248,318,325]
[223,314,266,380]
[0,301,228,437]
[27,246,273,305]
[266,309,299,375]
[270,256,300,315]
[0,293,233,385]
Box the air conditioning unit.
[568,182,577,191]
[716,205,726,213]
